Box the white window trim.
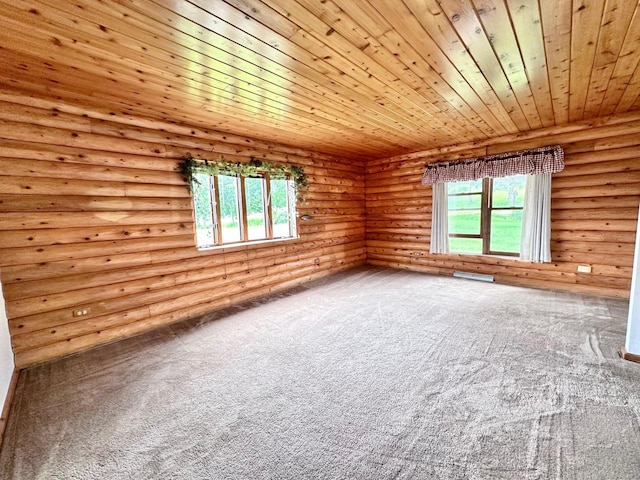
[193,172,298,250]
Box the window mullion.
[211,175,222,245]
[481,178,491,255]
[288,179,297,238]
[265,173,273,240]
[238,176,248,242]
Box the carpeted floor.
[1,267,640,479]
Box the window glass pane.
[192,173,215,247]
[448,194,481,210]
[492,175,526,208]
[218,175,241,243]
[449,209,481,235]
[490,209,523,253]
[448,179,482,195]
[270,178,291,238]
[449,237,483,254]
[244,177,267,241]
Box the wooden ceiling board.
[606,4,640,115]
[0,56,374,158]
[404,0,531,130]
[1,1,395,156]
[632,91,640,111]
[169,0,452,145]
[618,63,640,114]
[569,0,607,123]
[368,0,517,135]
[457,0,543,130]
[0,0,639,160]
[36,0,399,135]
[331,0,495,136]
[505,0,556,127]
[583,0,637,118]
[255,0,464,142]
[539,0,572,125]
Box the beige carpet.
[1,267,639,479]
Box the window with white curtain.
[423,146,564,262]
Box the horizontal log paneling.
[0,212,194,231]
[12,258,365,367]
[0,97,366,367]
[0,223,193,250]
[0,195,193,212]
[9,245,366,337]
[366,118,640,298]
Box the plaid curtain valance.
[421,145,565,185]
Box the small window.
[193,172,297,248]
[448,175,526,256]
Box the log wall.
[366,115,640,299]
[0,94,366,367]
[2,90,639,367]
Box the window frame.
[448,177,524,257]
[193,171,297,249]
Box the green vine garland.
[177,156,308,198]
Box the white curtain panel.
[430,182,449,254]
[520,174,552,262]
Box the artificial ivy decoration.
[177,155,308,198]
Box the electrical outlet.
[73,307,91,317]
[577,265,592,273]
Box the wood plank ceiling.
[1,0,639,160]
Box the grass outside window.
[447,175,526,256]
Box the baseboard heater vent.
[453,271,494,283]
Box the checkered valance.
[421,145,564,185]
